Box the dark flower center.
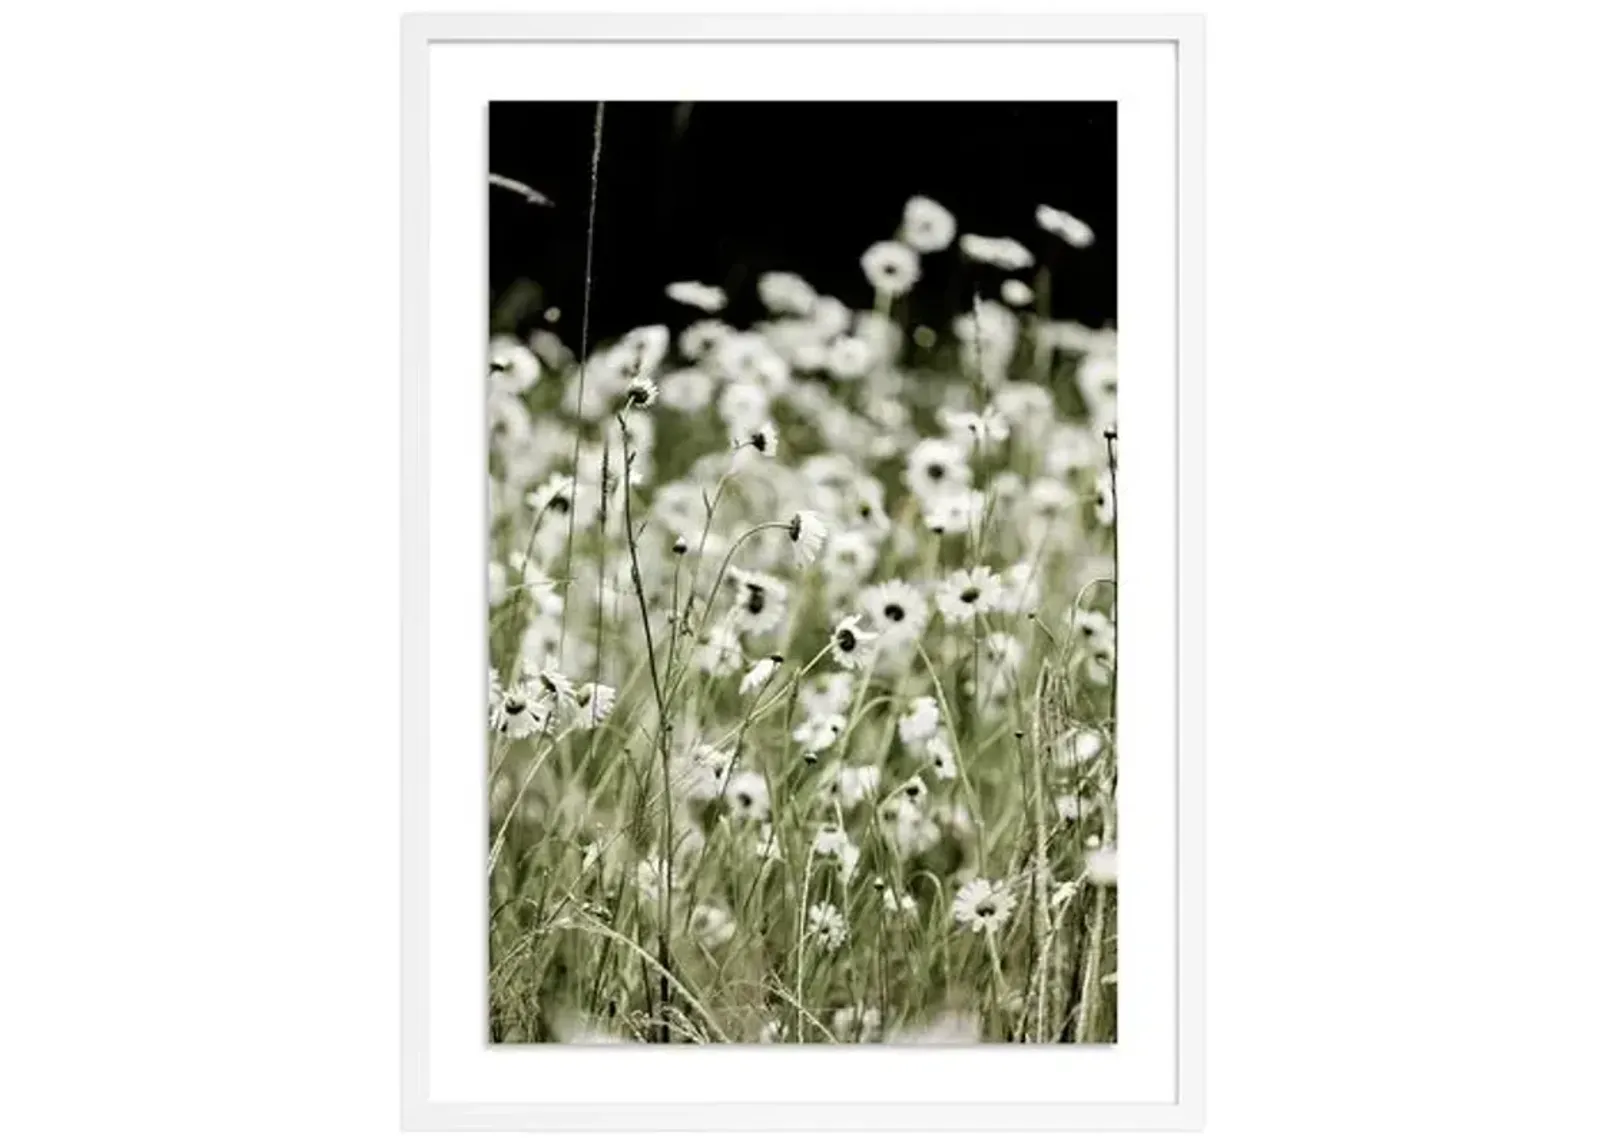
[976,903,995,917]
[503,698,526,715]
[752,431,768,452]
[927,463,946,481]
[960,587,980,603]
[836,628,857,652]
[738,793,752,808]
[884,603,906,622]
[746,585,766,614]
[788,516,803,542]
[549,495,570,514]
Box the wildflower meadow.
[485,132,1118,1044]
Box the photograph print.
[484,101,1119,1045]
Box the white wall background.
[2,2,1596,1141]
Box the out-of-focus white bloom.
[789,510,828,567]
[658,367,714,413]
[1072,609,1116,654]
[921,489,984,537]
[758,1018,785,1043]
[488,560,507,608]
[665,280,728,313]
[887,1011,982,1044]
[952,877,1017,935]
[1056,793,1091,823]
[1093,468,1116,526]
[811,296,853,340]
[939,404,1011,453]
[959,233,1035,270]
[831,1004,882,1043]
[1000,278,1035,307]
[635,855,668,902]
[1060,727,1107,771]
[758,271,818,316]
[800,673,855,720]
[880,883,919,917]
[820,530,878,587]
[689,903,736,949]
[860,580,929,649]
[488,334,541,394]
[717,379,771,438]
[673,743,735,807]
[826,335,873,382]
[861,240,921,297]
[829,614,878,670]
[729,569,788,636]
[898,695,941,746]
[739,654,783,696]
[806,902,849,951]
[793,712,847,752]
[926,732,958,781]
[1037,203,1096,248]
[832,764,881,811]
[679,318,732,361]
[900,195,957,253]
[723,770,771,824]
[1051,878,1083,909]
[611,324,670,379]
[906,437,973,503]
[936,566,1005,623]
[811,824,862,882]
[1086,844,1118,887]
[695,619,744,678]
[999,562,1041,615]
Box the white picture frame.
[401,11,1205,1132]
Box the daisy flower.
[678,318,731,361]
[1037,203,1096,248]
[1071,609,1116,653]
[926,732,958,782]
[881,883,919,917]
[574,681,616,729]
[806,902,849,952]
[743,420,779,458]
[739,654,783,696]
[952,878,1017,935]
[935,566,1004,623]
[624,375,659,410]
[829,614,877,670]
[921,490,983,537]
[1000,278,1034,307]
[860,580,929,648]
[492,686,547,740]
[900,195,957,253]
[906,437,973,503]
[958,233,1035,270]
[820,530,878,587]
[788,510,828,567]
[861,240,921,297]
[717,379,771,438]
[689,903,736,949]
[665,280,728,313]
[938,404,1011,453]
[897,695,941,746]
[729,570,788,636]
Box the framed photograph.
[401,12,1204,1132]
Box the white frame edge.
[400,11,1205,1133]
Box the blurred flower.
[861,239,921,297]
[679,319,731,361]
[1086,844,1118,887]
[666,280,728,313]
[826,335,873,382]
[832,1004,882,1042]
[1000,278,1034,307]
[625,376,659,409]
[723,770,770,823]
[492,686,547,740]
[729,569,788,635]
[926,732,958,781]
[488,334,540,394]
[689,903,736,949]
[900,195,957,253]
[658,368,714,413]
[739,654,782,696]
[833,764,881,811]
[898,695,941,746]
[758,271,818,316]
[959,234,1035,270]
[906,438,973,503]
[1093,468,1116,526]
[952,877,1016,935]
[1037,203,1095,248]
[574,681,616,728]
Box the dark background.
[489,102,1116,342]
